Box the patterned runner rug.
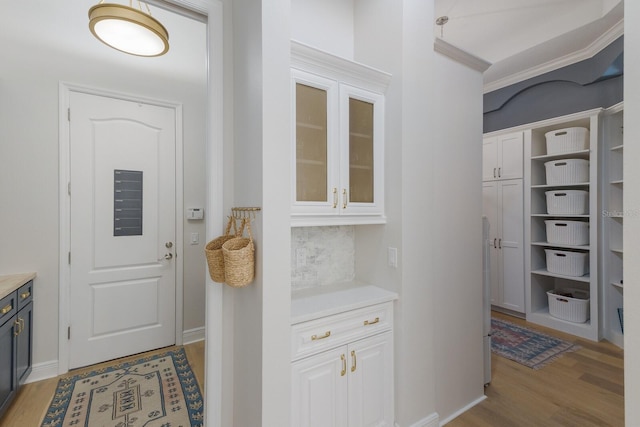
[41,347,203,427]
[491,317,580,370]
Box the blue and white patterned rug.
[41,347,203,427]
[491,317,580,370]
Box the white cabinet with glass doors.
[291,41,390,226]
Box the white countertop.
[0,273,36,300]
[291,282,398,324]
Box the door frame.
[58,82,185,374]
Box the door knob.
[164,253,173,260]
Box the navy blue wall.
[483,36,623,133]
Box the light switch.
[190,232,199,245]
[388,247,398,268]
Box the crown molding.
[291,40,392,93]
[434,38,491,72]
[484,19,624,94]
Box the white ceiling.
[1,1,207,84]
[3,2,623,92]
[434,0,624,90]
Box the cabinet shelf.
[531,149,590,161]
[610,247,623,254]
[297,159,326,166]
[531,213,590,218]
[531,183,589,189]
[349,164,373,170]
[610,179,624,185]
[531,241,590,251]
[528,310,595,340]
[531,269,590,282]
[611,281,624,289]
[297,121,326,131]
[350,132,373,139]
[611,144,624,152]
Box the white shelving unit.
[602,102,624,348]
[524,110,601,341]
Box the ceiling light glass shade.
[89,3,169,57]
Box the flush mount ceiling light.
[89,1,169,57]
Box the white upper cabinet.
[291,41,390,226]
[483,131,524,181]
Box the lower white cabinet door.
[291,332,394,427]
[292,346,349,427]
[347,332,394,427]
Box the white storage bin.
[544,159,589,185]
[545,127,589,155]
[545,190,589,215]
[547,288,590,323]
[545,249,589,277]
[544,220,589,245]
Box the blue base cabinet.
[0,280,33,420]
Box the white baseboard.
[183,326,205,344]
[439,395,487,426]
[396,412,439,427]
[24,360,59,384]
[24,329,204,385]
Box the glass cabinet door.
[292,70,339,215]
[340,85,384,215]
[348,98,374,204]
[295,82,328,202]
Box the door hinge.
[68,182,71,196]
[68,326,71,340]
[68,252,71,264]
[68,108,70,121]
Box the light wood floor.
[0,340,204,427]
[448,311,625,427]
[1,317,624,427]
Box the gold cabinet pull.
[1,304,12,315]
[20,291,31,300]
[14,318,21,336]
[342,188,347,209]
[332,188,338,208]
[311,331,331,341]
[364,317,380,326]
[340,354,346,376]
[351,350,357,372]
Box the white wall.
[431,50,485,422]
[229,0,292,425]
[288,0,485,425]
[0,2,207,372]
[624,3,640,425]
[291,0,354,59]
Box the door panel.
[348,333,394,427]
[498,132,523,180]
[482,137,498,181]
[68,91,176,369]
[482,182,499,305]
[499,180,524,311]
[291,346,348,427]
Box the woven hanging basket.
[205,217,239,283]
[222,218,255,287]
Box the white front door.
[68,91,177,369]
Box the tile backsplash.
[291,226,355,290]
